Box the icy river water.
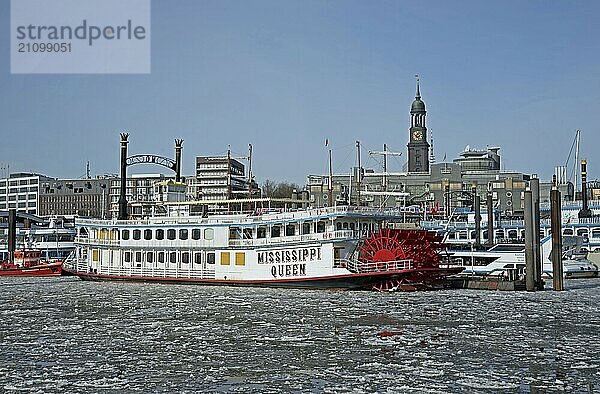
[1,277,599,393]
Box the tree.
[262,180,301,198]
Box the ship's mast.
[247,143,253,199]
[356,141,361,206]
[368,145,403,193]
[328,149,333,207]
[574,129,581,194]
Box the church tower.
[407,79,430,173]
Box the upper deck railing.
[75,206,406,228]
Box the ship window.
[342,222,349,230]
[169,252,177,264]
[483,230,488,240]
[458,231,468,240]
[207,252,215,264]
[221,252,230,265]
[496,230,505,238]
[349,223,355,231]
[92,249,99,262]
[182,252,190,264]
[194,252,202,264]
[336,222,342,231]
[135,252,142,262]
[146,252,153,263]
[179,229,188,240]
[122,230,130,240]
[577,229,588,237]
[257,227,266,239]
[508,230,518,239]
[204,228,214,240]
[563,228,573,236]
[243,228,253,239]
[124,251,131,263]
[286,224,295,236]
[235,252,245,266]
[271,226,281,237]
[144,229,152,240]
[192,229,201,240]
[592,229,600,238]
[167,229,176,240]
[158,252,165,263]
[302,222,311,234]
[156,229,164,240]
[317,221,326,233]
[133,230,141,240]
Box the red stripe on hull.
[63,267,463,290]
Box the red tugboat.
[0,250,63,277]
[358,228,463,291]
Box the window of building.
[220,252,230,265]
[192,229,201,240]
[235,252,245,266]
[144,229,152,240]
[179,229,188,240]
[133,230,141,240]
[194,252,202,264]
[243,228,253,239]
[158,252,165,263]
[204,228,214,240]
[170,252,177,264]
[257,227,266,239]
[286,224,295,236]
[156,229,164,240]
[124,251,131,263]
[92,249,99,262]
[316,221,326,233]
[207,252,215,264]
[146,252,153,263]
[135,252,142,262]
[167,229,176,240]
[271,226,281,238]
[302,222,311,235]
[182,252,190,264]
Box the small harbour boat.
[0,250,63,276]
[63,206,463,290]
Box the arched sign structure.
[118,133,184,220]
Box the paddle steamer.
[63,206,462,290]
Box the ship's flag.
[325,138,329,147]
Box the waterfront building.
[0,173,51,215]
[38,177,112,218]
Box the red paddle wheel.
[357,228,461,291]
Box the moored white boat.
[63,206,463,290]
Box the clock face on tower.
[412,130,423,141]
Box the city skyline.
[2,1,599,185]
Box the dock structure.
[551,187,564,291]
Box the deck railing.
[228,230,360,246]
[338,259,413,274]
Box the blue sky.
[2,0,600,184]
